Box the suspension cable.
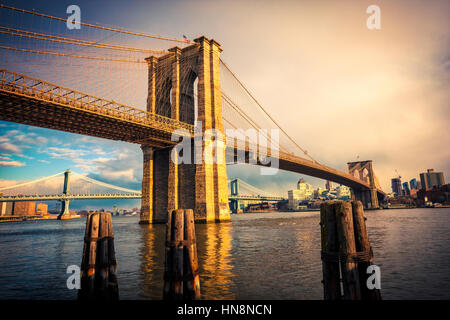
[0,46,147,63]
[220,58,319,163]
[0,27,167,54]
[0,171,66,191]
[0,4,194,45]
[73,172,140,193]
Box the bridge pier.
[60,199,70,215]
[57,169,71,220]
[348,161,381,209]
[139,36,230,224]
[351,189,379,209]
[229,199,239,213]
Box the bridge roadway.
[0,194,284,202]
[0,193,142,202]
[0,69,385,197]
[228,195,285,201]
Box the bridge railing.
[0,69,194,134]
[225,137,373,190]
[0,193,142,201]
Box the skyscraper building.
[420,169,445,189]
[402,182,410,196]
[409,178,419,190]
[391,177,402,196]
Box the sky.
[0,0,449,209]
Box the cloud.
[92,148,106,155]
[74,164,93,171]
[0,160,25,167]
[0,156,11,160]
[18,154,34,160]
[14,134,48,145]
[0,130,49,157]
[46,147,87,160]
[38,159,50,164]
[99,168,136,182]
[0,178,20,188]
[0,142,21,154]
[84,144,142,187]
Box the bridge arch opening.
[362,168,370,183]
[156,77,172,118]
[194,76,198,125]
[180,69,198,125]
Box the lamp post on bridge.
[57,169,71,220]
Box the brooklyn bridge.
[0,4,385,223]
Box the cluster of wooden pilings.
[78,212,119,300]
[78,209,201,300]
[163,209,201,300]
[320,200,381,300]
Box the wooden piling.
[172,209,184,298]
[335,201,361,300]
[183,209,201,299]
[320,200,380,300]
[352,201,382,300]
[78,212,118,300]
[320,202,341,300]
[164,209,201,300]
[163,209,173,299]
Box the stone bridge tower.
[140,36,230,224]
[347,160,380,209]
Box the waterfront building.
[313,188,326,199]
[391,177,402,196]
[5,202,13,215]
[0,193,5,216]
[416,184,450,205]
[36,203,48,215]
[288,178,314,210]
[0,193,4,216]
[420,169,445,190]
[13,201,35,216]
[325,180,332,191]
[336,185,351,199]
[0,202,5,216]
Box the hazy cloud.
[0,143,21,155]
[0,160,26,167]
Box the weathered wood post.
[78,212,119,300]
[320,200,381,300]
[183,209,201,299]
[320,201,341,300]
[335,201,361,300]
[163,209,174,299]
[164,209,201,300]
[352,201,382,300]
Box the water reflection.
[138,224,165,299]
[137,221,236,300]
[197,222,236,299]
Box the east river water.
[0,208,449,299]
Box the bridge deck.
[0,70,193,148]
[0,69,384,196]
[0,193,142,201]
